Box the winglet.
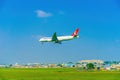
[72,28,79,37]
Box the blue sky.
[0,0,120,64]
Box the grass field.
[0,68,120,80]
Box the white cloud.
[36,10,52,18]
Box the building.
[78,60,104,69]
[110,63,120,70]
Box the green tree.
[86,63,94,70]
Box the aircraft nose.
[39,39,42,41]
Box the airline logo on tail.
[39,28,80,44]
[72,28,79,37]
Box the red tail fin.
[72,28,79,37]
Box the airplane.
[39,28,79,44]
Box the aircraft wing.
[52,32,59,43]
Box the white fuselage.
[39,36,79,42]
